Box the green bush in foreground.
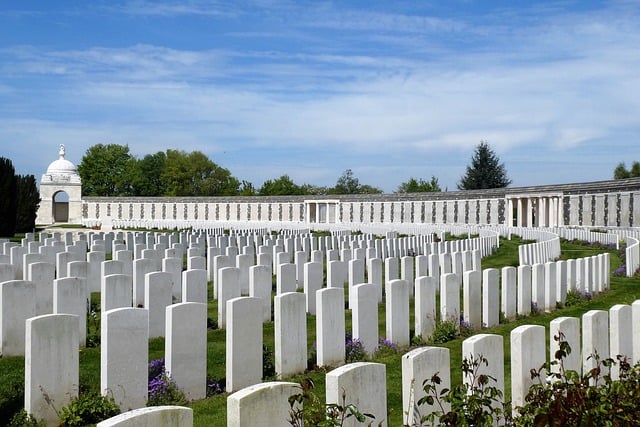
[58,391,120,426]
[413,333,640,426]
[518,333,640,426]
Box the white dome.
[41,144,81,184]
[46,158,77,174]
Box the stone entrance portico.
[36,145,83,225]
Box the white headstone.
[386,279,410,347]
[226,297,263,392]
[145,271,173,338]
[463,270,482,329]
[482,268,499,327]
[402,346,450,426]
[510,325,546,410]
[101,308,149,411]
[53,276,87,347]
[326,362,387,427]
[1,280,36,356]
[440,273,460,325]
[25,314,79,426]
[274,292,307,378]
[227,382,298,427]
[166,302,207,400]
[352,283,378,355]
[582,310,609,383]
[182,269,208,304]
[102,274,133,312]
[27,261,55,315]
[550,316,581,375]
[609,304,632,380]
[316,287,345,367]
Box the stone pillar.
[536,197,544,227]
[517,197,523,227]
[507,198,514,227]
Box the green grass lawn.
[1,236,637,426]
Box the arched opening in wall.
[53,191,69,223]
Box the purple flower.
[148,358,165,381]
[614,265,627,277]
[345,333,366,362]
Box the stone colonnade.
[80,187,640,228]
[506,194,563,228]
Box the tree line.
[77,142,512,197]
[613,162,640,179]
[0,158,40,237]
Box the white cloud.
[113,0,239,17]
[1,2,640,192]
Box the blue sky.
[1,1,639,193]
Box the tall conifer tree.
[458,141,511,190]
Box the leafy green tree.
[238,180,256,196]
[397,176,441,193]
[259,175,306,195]
[300,184,329,195]
[131,152,166,196]
[457,141,511,190]
[15,175,40,233]
[614,162,631,179]
[333,169,360,194]
[358,184,383,194]
[330,169,382,194]
[162,150,239,196]
[614,161,640,179]
[0,157,17,236]
[78,144,137,196]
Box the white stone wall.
[79,188,640,229]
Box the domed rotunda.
[36,144,83,224]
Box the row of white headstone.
[0,228,611,426]
[221,249,611,392]
[22,300,206,426]
[227,300,640,426]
